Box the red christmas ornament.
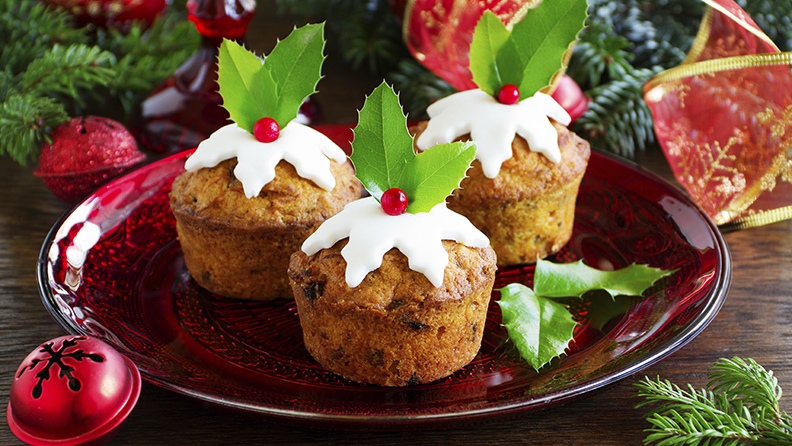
[7,335,141,446]
[38,0,167,29]
[34,116,147,203]
[253,117,280,143]
[550,74,589,123]
[497,84,520,105]
[381,188,409,215]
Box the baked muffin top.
[412,120,590,206]
[170,158,361,229]
[290,239,496,310]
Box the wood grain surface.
[2,5,792,445]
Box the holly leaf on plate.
[216,23,325,133]
[468,0,588,101]
[533,258,675,299]
[498,283,577,371]
[498,259,676,371]
[351,81,475,213]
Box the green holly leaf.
[217,39,273,132]
[511,0,588,100]
[350,81,414,200]
[498,283,577,371]
[468,0,588,100]
[266,22,325,128]
[498,259,676,371]
[533,258,675,299]
[469,10,512,97]
[216,23,325,133]
[401,140,476,213]
[350,81,476,213]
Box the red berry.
[253,117,280,142]
[381,188,408,215]
[497,84,520,105]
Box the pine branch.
[387,59,456,120]
[0,94,68,165]
[0,0,87,74]
[22,44,116,99]
[635,357,792,446]
[571,67,658,158]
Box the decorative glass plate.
[38,138,731,430]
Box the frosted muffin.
[168,24,363,301]
[289,237,496,386]
[288,82,495,386]
[170,153,361,301]
[413,117,590,265]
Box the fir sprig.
[0,0,198,165]
[635,357,792,445]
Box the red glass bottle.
[134,0,256,153]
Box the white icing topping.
[416,89,571,178]
[301,197,489,288]
[185,122,348,198]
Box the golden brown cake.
[288,239,497,387]
[412,120,590,266]
[170,157,361,301]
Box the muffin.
[170,156,361,301]
[413,118,590,265]
[168,27,363,301]
[288,82,495,386]
[289,238,496,386]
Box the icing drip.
[302,197,489,288]
[416,89,571,178]
[185,122,348,197]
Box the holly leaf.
[511,0,588,100]
[498,283,577,371]
[350,81,414,200]
[469,10,512,97]
[216,23,325,133]
[583,291,635,331]
[533,258,675,299]
[351,82,476,213]
[217,39,273,133]
[265,22,325,128]
[468,0,588,100]
[400,140,476,213]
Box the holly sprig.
[469,0,588,101]
[350,81,475,214]
[217,23,325,133]
[498,258,674,371]
[636,357,792,445]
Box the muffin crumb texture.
[289,240,497,386]
[170,157,361,301]
[412,120,590,265]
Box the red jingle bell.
[34,116,146,203]
[7,335,141,446]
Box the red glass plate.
[38,134,731,430]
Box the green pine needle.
[0,1,198,165]
[635,357,792,446]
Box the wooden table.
[2,7,792,446]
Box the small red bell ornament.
[7,335,142,446]
[34,116,147,203]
